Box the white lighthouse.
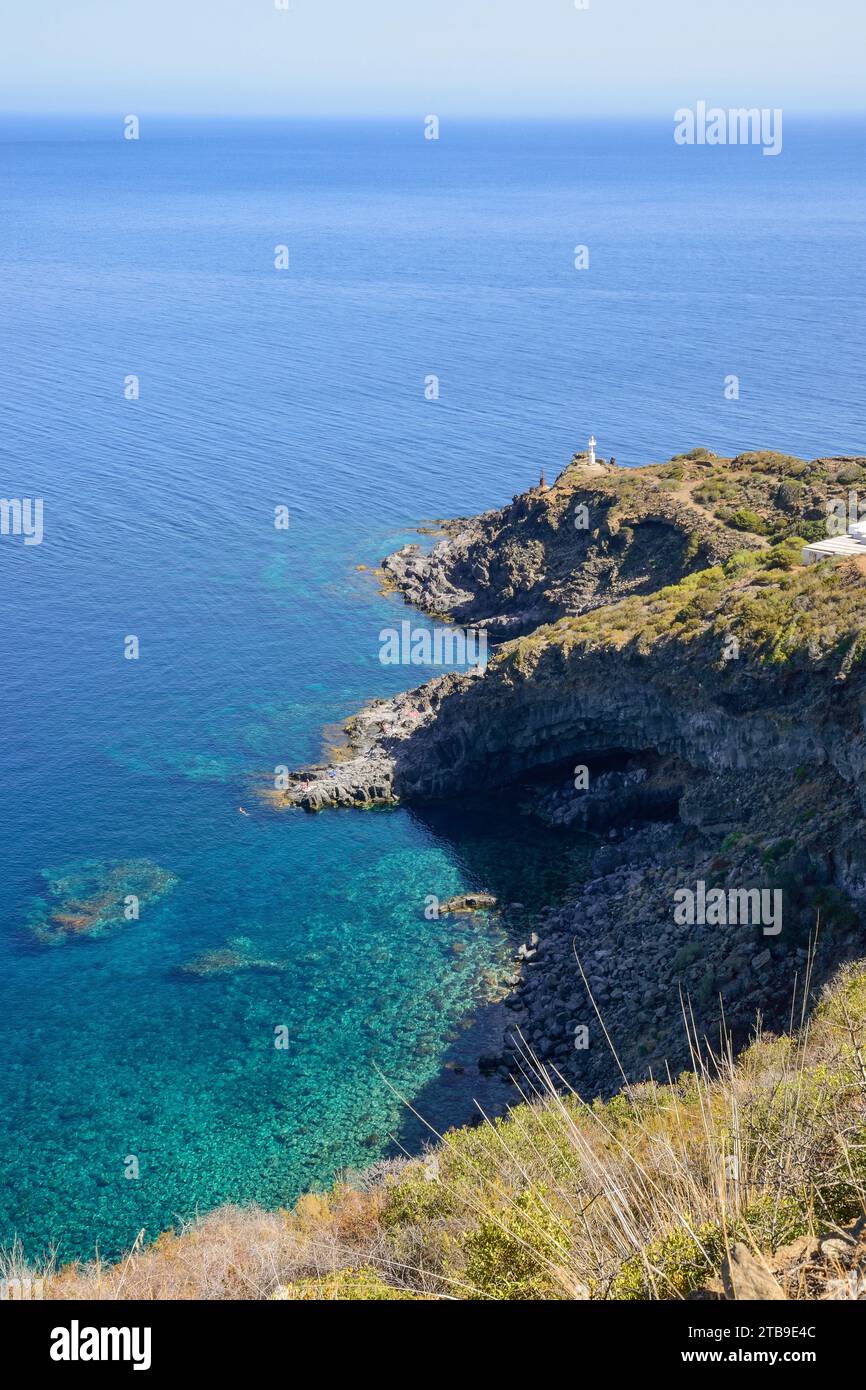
[588,435,597,466]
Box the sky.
[0,0,863,118]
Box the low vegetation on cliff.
[560,446,864,546]
[382,446,866,639]
[506,542,866,676]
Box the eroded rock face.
[274,690,431,809]
[276,624,864,823]
[275,449,866,1093]
[381,456,763,637]
[488,765,866,1098]
[521,754,686,830]
[283,452,866,821]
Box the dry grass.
[40,1186,395,1301]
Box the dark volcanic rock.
[275,448,866,1099]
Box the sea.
[0,115,863,1259]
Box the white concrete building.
[802,520,866,565]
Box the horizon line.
[1,108,865,122]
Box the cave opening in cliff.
[510,748,687,832]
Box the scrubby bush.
[727,506,771,535]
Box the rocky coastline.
[278,447,866,1102]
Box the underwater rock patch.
[178,936,289,978]
[26,858,178,945]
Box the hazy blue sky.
[1,0,862,117]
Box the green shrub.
[795,519,827,542]
[728,507,771,535]
[457,1186,569,1300]
[610,1196,809,1300]
[272,1267,420,1300]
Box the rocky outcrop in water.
[438,892,498,914]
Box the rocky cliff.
[278,447,866,1094]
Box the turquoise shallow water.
[0,117,864,1260]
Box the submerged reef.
[178,936,289,978]
[26,858,177,945]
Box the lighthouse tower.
[588,435,597,466]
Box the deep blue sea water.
[1,117,864,1260]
